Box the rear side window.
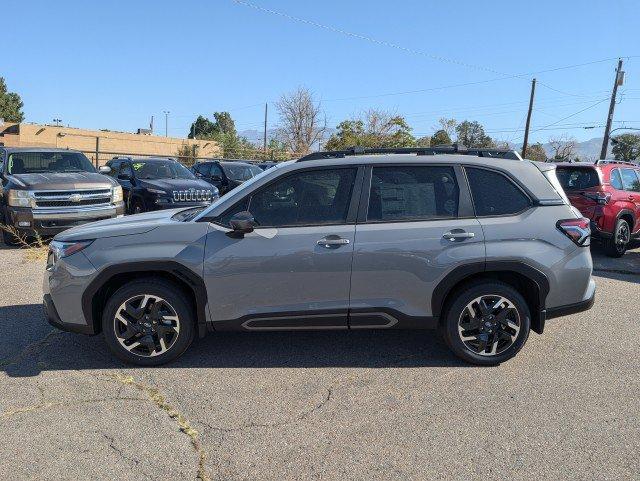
[610,169,623,190]
[620,168,640,192]
[555,167,601,191]
[367,166,459,221]
[466,167,530,216]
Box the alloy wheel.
[457,295,521,356]
[114,295,181,357]
[615,222,630,252]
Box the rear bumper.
[43,294,95,335]
[589,221,613,239]
[546,279,596,320]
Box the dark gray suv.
[43,147,595,366]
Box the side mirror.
[98,165,111,174]
[227,211,256,238]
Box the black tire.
[131,198,145,215]
[440,281,531,366]
[102,278,195,366]
[602,218,630,258]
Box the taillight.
[557,218,591,247]
[582,192,611,205]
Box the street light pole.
[163,110,170,137]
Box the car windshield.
[7,151,96,174]
[222,163,263,182]
[132,160,196,180]
[555,167,601,191]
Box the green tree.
[525,142,548,162]
[612,133,640,161]
[455,120,494,148]
[188,115,216,139]
[188,112,261,159]
[175,143,199,166]
[0,77,24,122]
[415,136,431,147]
[266,138,290,161]
[430,129,451,146]
[325,110,416,150]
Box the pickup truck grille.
[33,189,112,208]
[172,190,214,202]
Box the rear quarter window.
[466,167,531,216]
[555,167,601,191]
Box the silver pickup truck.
[0,147,125,245]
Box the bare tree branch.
[275,87,326,155]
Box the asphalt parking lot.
[1,243,638,481]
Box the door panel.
[349,219,485,322]
[204,223,355,328]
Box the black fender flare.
[81,261,208,337]
[431,261,550,333]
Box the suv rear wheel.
[102,279,195,366]
[441,281,531,366]
[603,218,630,258]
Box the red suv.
[555,161,640,257]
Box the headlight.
[47,240,94,270]
[112,185,123,203]
[7,190,34,208]
[147,188,167,195]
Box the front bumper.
[43,293,95,334]
[152,200,213,210]
[5,202,125,236]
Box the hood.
[54,208,189,242]
[139,178,214,193]
[9,172,117,190]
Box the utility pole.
[521,78,536,159]
[263,103,268,154]
[600,58,624,160]
[163,110,170,137]
[53,118,62,127]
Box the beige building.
[0,122,221,166]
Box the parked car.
[44,146,595,366]
[102,157,218,214]
[256,161,278,170]
[555,160,640,257]
[191,159,264,195]
[0,147,124,245]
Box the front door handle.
[443,230,475,241]
[317,236,350,248]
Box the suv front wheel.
[102,279,195,366]
[441,281,531,366]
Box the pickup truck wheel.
[441,281,531,366]
[603,219,630,258]
[102,279,195,366]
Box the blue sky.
[4,0,639,145]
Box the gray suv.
[43,147,595,366]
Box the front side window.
[221,168,356,228]
[609,169,623,190]
[466,167,530,216]
[210,164,224,178]
[193,163,210,176]
[620,168,640,192]
[7,151,96,174]
[131,160,196,180]
[367,166,459,222]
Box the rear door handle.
[443,231,475,241]
[317,236,350,248]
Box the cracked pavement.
[1,243,639,480]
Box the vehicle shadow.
[1,304,469,378]
[591,244,640,282]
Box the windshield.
[132,160,196,180]
[8,151,96,174]
[556,167,601,191]
[222,163,263,182]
